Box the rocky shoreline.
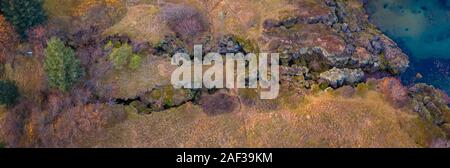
[1,0,449,148]
[98,0,450,145]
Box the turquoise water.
[366,0,450,94]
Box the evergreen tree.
[44,38,84,91]
[0,0,47,37]
[0,80,19,106]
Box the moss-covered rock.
[141,86,196,112]
[409,84,450,126]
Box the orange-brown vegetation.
[3,56,47,102]
[2,90,127,147]
[71,0,126,30]
[377,77,409,108]
[0,15,18,64]
[84,90,443,148]
[71,0,123,17]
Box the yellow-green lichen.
[233,35,260,53]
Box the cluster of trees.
[0,0,47,37]
[106,41,142,70]
[3,89,127,147]
[1,0,47,107]
[0,0,155,147]
[2,0,87,86]
[44,38,84,91]
[0,0,105,147]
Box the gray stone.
[319,67,365,88]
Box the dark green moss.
[319,82,330,90]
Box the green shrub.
[0,80,19,106]
[356,83,370,97]
[104,40,114,50]
[44,37,84,91]
[129,54,142,70]
[108,43,142,70]
[109,43,132,69]
[319,82,329,90]
[0,0,47,37]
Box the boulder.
[409,84,450,125]
[380,35,409,74]
[217,35,243,54]
[352,47,380,72]
[264,24,347,68]
[319,67,364,88]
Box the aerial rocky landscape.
[0,0,449,147]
